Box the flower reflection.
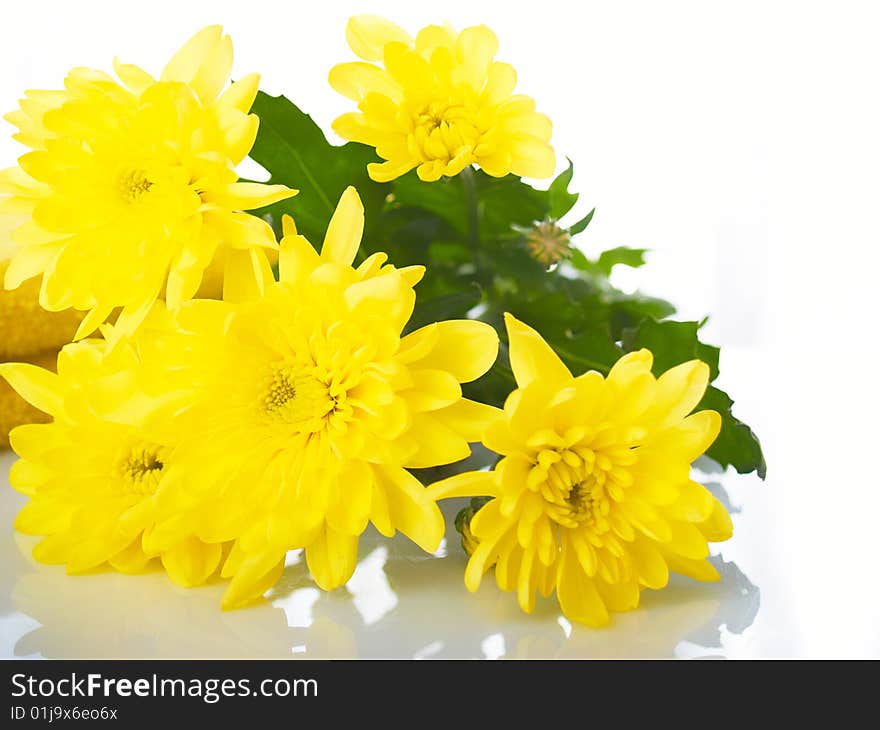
[266,490,759,659]
[8,535,295,659]
[3,463,759,659]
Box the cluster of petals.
[0,26,296,339]
[2,188,501,610]
[430,315,731,626]
[0,21,733,626]
[330,15,556,182]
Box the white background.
[1,0,879,657]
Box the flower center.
[565,480,596,523]
[410,102,480,163]
[528,445,619,530]
[264,368,298,412]
[261,364,344,432]
[118,169,153,203]
[118,444,165,496]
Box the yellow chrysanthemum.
[0,335,223,586]
[429,314,733,627]
[0,26,297,339]
[329,15,555,182]
[144,186,500,609]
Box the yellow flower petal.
[367,158,417,183]
[428,471,501,501]
[504,312,571,389]
[221,549,286,610]
[112,59,155,95]
[661,551,720,582]
[403,413,471,468]
[161,537,223,587]
[218,72,261,113]
[556,537,609,626]
[374,464,444,553]
[403,369,462,412]
[428,398,503,443]
[629,538,669,589]
[0,362,63,416]
[161,26,229,95]
[346,15,412,62]
[326,460,373,536]
[652,409,722,461]
[516,544,539,613]
[464,510,514,592]
[698,495,734,542]
[202,182,298,210]
[607,348,653,384]
[596,578,640,612]
[455,25,499,88]
[305,522,359,591]
[403,320,499,383]
[321,186,364,266]
[328,62,401,102]
[651,359,711,428]
[109,538,154,573]
[222,248,274,304]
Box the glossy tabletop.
[0,455,756,659]
[1,344,877,658]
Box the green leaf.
[248,91,386,244]
[596,246,648,275]
[391,168,555,242]
[475,172,551,238]
[700,387,768,479]
[621,318,719,380]
[391,172,468,238]
[573,246,648,277]
[547,160,579,219]
[569,208,595,235]
[405,288,483,334]
[569,249,590,270]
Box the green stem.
[460,166,480,259]
[549,344,611,375]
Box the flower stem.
[460,166,480,258]
[549,343,611,374]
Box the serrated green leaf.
[248,91,386,244]
[595,247,648,275]
[621,318,719,380]
[572,246,648,277]
[392,168,556,243]
[699,387,767,478]
[390,172,469,238]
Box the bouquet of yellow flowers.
[0,17,764,626]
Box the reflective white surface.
[0,452,756,659]
[0,396,877,660]
[3,346,879,659]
